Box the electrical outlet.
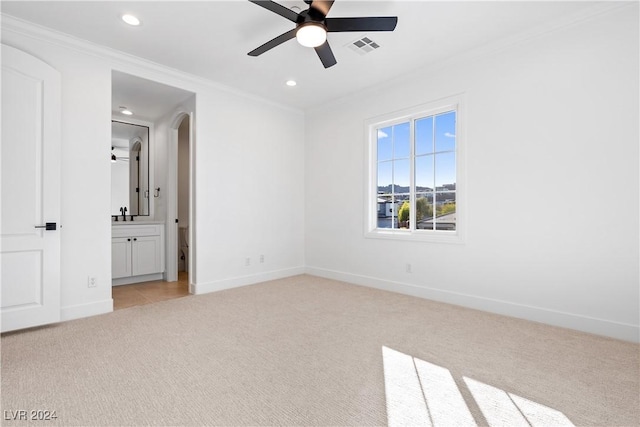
[88,276,97,288]
[260,254,264,263]
[245,257,251,266]
[405,263,412,273]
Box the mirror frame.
[111,117,154,218]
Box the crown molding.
[0,14,304,116]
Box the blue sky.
[377,111,456,190]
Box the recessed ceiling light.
[119,106,133,116]
[122,14,140,26]
[286,80,297,87]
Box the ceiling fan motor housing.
[296,9,328,32]
[300,8,326,24]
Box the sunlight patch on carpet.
[382,346,574,427]
[465,377,575,427]
[382,346,475,426]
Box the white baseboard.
[193,266,305,295]
[61,299,113,322]
[305,266,640,343]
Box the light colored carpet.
[1,275,638,426]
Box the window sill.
[364,229,464,244]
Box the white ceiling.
[2,1,605,112]
[112,70,194,121]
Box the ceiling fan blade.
[326,16,398,32]
[248,28,297,56]
[249,0,299,23]
[309,0,335,19]
[314,42,337,68]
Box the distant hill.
[377,183,455,194]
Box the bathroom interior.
[110,71,195,309]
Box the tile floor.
[112,271,190,310]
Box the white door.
[1,44,61,332]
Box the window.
[365,95,464,243]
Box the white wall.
[2,16,306,319]
[305,6,639,341]
[193,89,306,292]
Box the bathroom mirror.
[111,120,149,216]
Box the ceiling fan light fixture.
[296,23,327,48]
[122,14,141,26]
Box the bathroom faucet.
[123,207,128,221]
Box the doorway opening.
[110,70,195,308]
[177,116,190,285]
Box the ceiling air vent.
[347,36,380,55]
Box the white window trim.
[364,93,466,244]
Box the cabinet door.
[112,237,132,278]
[131,235,162,276]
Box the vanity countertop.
[112,220,165,225]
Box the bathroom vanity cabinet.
[112,223,164,285]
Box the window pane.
[393,159,410,192]
[435,152,456,189]
[415,155,434,192]
[435,192,456,231]
[435,111,456,153]
[416,193,434,223]
[377,217,396,229]
[377,161,392,193]
[436,191,456,205]
[416,116,434,155]
[393,122,410,158]
[377,126,392,161]
[397,200,410,229]
[377,194,395,229]
[415,193,434,230]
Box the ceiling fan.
[248,0,398,68]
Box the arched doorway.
[165,110,194,290]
